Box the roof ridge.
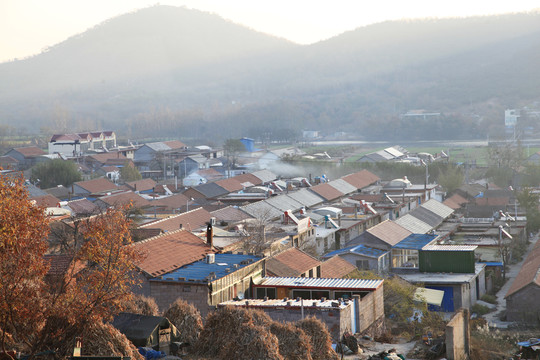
[133,228,185,245]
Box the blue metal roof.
[152,254,262,282]
[393,233,437,250]
[324,244,388,259]
[480,261,503,267]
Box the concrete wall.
[506,284,540,324]
[446,309,470,360]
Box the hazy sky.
[1,0,539,63]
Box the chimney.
[206,223,213,249]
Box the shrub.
[472,304,491,316]
[480,294,497,304]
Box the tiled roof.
[10,146,46,157]
[31,194,61,208]
[506,238,540,297]
[264,195,304,212]
[191,182,229,198]
[366,220,412,247]
[266,247,321,277]
[321,256,357,278]
[309,183,344,201]
[132,229,211,277]
[250,170,276,184]
[65,199,100,215]
[421,199,454,219]
[211,206,253,222]
[163,140,187,150]
[323,244,388,259]
[215,178,244,192]
[287,188,325,208]
[408,206,443,227]
[44,254,74,276]
[327,179,357,195]
[126,178,157,192]
[140,207,212,232]
[475,197,509,206]
[241,201,282,220]
[50,133,82,142]
[74,178,117,194]
[149,193,190,210]
[395,214,433,234]
[233,172,263,186]
[443,194,469,210]
[88,152,127,164]
[197,168,224,181]
[96,191,151,209]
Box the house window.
[309,269,313,277]
[256,287,276,299]
[356,260,369,270]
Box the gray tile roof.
[395,214,433,234]
[408,206,443,227]
[286,188,325,208]
[241,201,282,220]
[192,182,229,198]
[264,195,304,212]
[251,170,276,184]
[328,179,357,195]
[421,199,454,219]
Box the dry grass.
[163,299,203,346]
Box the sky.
[1,0,539,63]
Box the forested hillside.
[1,6,540,142]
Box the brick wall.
[506,284,540,324]
[150,281,211,319]
[354,285,384,333]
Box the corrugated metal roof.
[154,254,263,282]
[220,298,351,309]
[421,199,454,219]
[324,244,388,259]
[393,233,438,250]
[328,179,357,195]
[384,147,404,158]
[422,244,478,251]
[408,207,443,227]
[287,189,325,207]
[264,195,304,212]
[395,214,433,234]
[255,277,383,290]
[241,201,282,220]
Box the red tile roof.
[215,178,244,192]
[88,152,127,164]
[309,183,344,201]
[211,206,253,222]
[74,177,118,194]
[197,168,224,181]
[44,254,74,276]
[321,256,357,278]
[132,229,211,277]
[367,220,412,247]
[233,173,263,186]
[266,247,321,277]
[506,238,540,297]
[50,134,82,142]
[164,140,187,150]
[31,194,61,208]
[11,146,46,158]
[475,197,509,206]
[342,170,380,189]
[140,207,212,232]
[96,191,151,209]
[443,193,469,210]
[126,178,157,192]
[149,193,190,211]
[66,198,100,215]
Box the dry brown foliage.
[123,295,160,316]
[56,321,143,360]
[163,299,203,346]
[296,316,339,360]
[270,322,312,360]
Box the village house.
[71,177,118,197]
[265,247,321,278]
[4,146,47,169]
[48,131,117,156]
[321,255,358,278]
[505,238,540,324]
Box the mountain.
[1,6,540,141]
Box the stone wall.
[446,308,470,360]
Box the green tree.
[517,188,540,233]
[120,161,142,182]
[30,159,81,188]
[437,164,464,193]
